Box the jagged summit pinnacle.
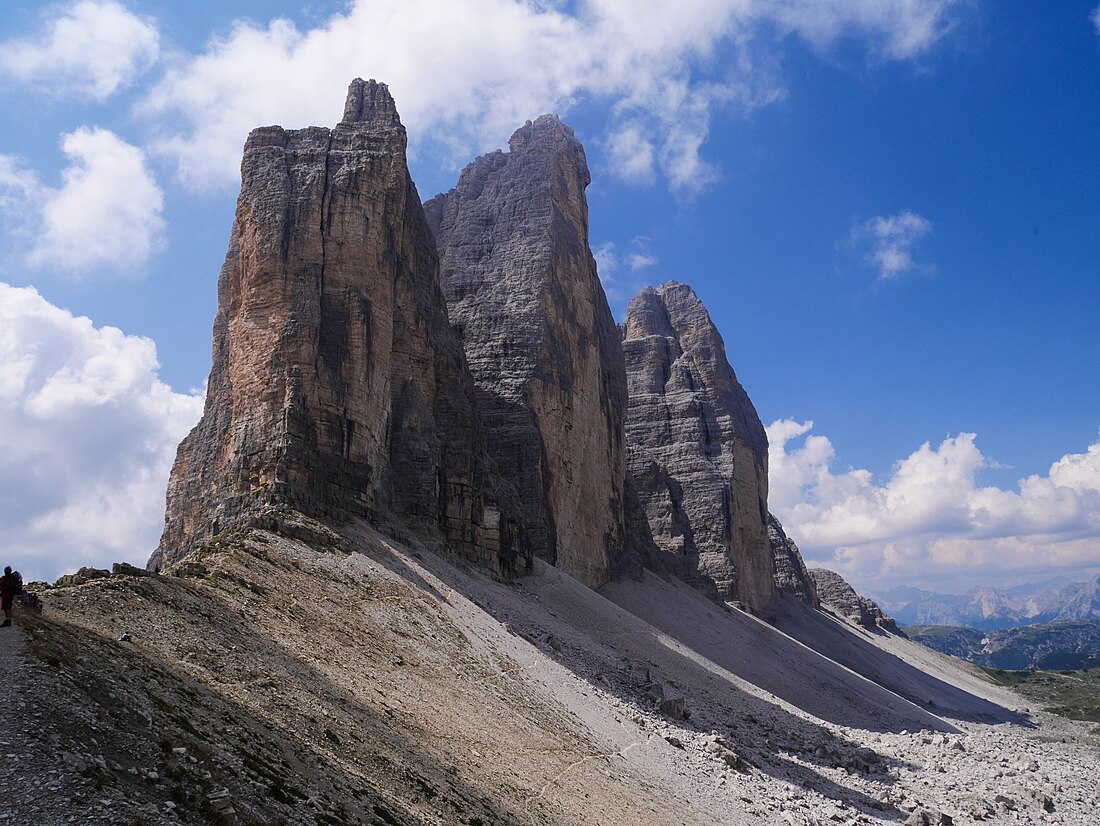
[507,113,572,150]
[341,77,401,127]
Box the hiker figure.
[1,566,20,627]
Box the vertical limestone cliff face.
[769,514,819,608]
[424,117,627,588]
[153,79,525,576]
[621,282,774,613]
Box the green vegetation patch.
[983,667,1100,723]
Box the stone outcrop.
[769,515,818,607]
[424,116,627,588]
[152,79,526,577]
[621,282,773,613]
[810,569,902,634]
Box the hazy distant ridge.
[875,575,1100,632]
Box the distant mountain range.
[871,575,1100,632]
[903,621,1100,671]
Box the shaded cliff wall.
[769,514,819,608]
[425,117,627,588]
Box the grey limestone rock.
[425,116,627,588]
[810,568,903,634]
[152,79,527,577]
[54,567,111,588]
[621,281,773,614]
[769,514,818,607]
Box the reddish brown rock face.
[425,117,628,589]
[152,79,525,575]
[621,282,774,613]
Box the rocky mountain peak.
[152,81,525,576]
[340,77,401,127]
[622,281,774,612]
[424,114,625,589]
[507,114,584,162]
[622,284,675,340]
[810,569,902,634]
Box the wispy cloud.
[768,419,1100,591]
[0,0,159,100]
[592,237,661,317]
[851,209,932,281]
[593,241,619,279]
[0,283,203,582]
[627,236,659,272]
[1092,5,1100,35]
[137,0,962,192]
[0,128,165,275]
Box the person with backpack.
[0,566,21,627]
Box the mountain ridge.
[874,575,1100,631]
[6,77,1080,826]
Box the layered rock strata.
[621,282,773,613]
[769,515,819,607]
[424,117,627,589]
[153,79,525,576]
[810,569,902,634]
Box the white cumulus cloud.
[0,283,203,583]
[0,128,165,274]
[139,0,960,192]
[767,419,1100,591]
[772,0,960,60]
[0,0,159,100]
[1092,5,1100,36]
[852,209,932,281]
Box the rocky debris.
[769,514,818,607]
[9,522,1100,825]
[152,78,525,578]
[53,567,110,588]
[659,696,686,720]
[170,561,210,579]
[904,808,953,825]
[112,562,152,577]
[811,569,904,634]
[703,735,747,772]
[620,282,773,613]
[425,115,627,588]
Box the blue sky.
[1,0,1098,593]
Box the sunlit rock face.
[153,79,526,576]
[425,116,628,589]
[621,281,774,613]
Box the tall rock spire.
[424,116,627,588]
[621,281,774,613]
[152,79,526,576]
